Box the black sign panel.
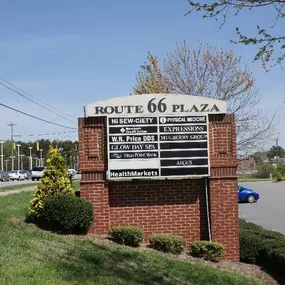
[110,169,159,178]
[159,125,207,133]
[160,141,207,150]
[108,115,209,179]
[159,116,206,124]
[161,158,208,167]
[160,150,208,158]
[109,134,158,143]
[160,133,207,141]
[161,167,209,177]
[110,152,158,159]
[110,143,158,151]
[109,117,157,125]
[109,126,157,134]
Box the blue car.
[238,184,260,203]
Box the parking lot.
[239,181,285,234]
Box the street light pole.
[16,144,21,170]
[0,141,4,171]
[39,149,43,167]
[34,157,38,167]
[20,154,25,170]
[29,147,33,170]
[5,160,8,171]
[10,156,15,170]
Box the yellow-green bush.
[109,226,144,247]
[149,233,186,254]
[190,241,225,260]
[28,147,75,218]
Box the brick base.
[109,179,208,243]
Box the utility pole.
[5,160,8,171]
[7,122,17,171]
[29,147,33,170]
[0,141,4,171]
[276,138,279,156]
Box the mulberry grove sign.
[85,94,227,180]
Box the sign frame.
[106,114,211,181]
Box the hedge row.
[239,219,285,275]
[109,226,224,259]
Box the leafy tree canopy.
[187,0,285,69]
[267,145,285,158]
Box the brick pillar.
[209,114,239,261]
[80,181,109,233]
[78,117,110,234]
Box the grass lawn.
[0,182,38,192]
[0,192,262,285]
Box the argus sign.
[85,94,227,180]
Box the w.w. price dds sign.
[85,94,227,180]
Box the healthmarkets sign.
[85,94,227,180]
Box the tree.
[133,43,274,152]
[133,52,173,94]
[163,42,274,152]
[28,146,75,218]
[1,139,78,171]
[267,145,285,158]
[187,1,285,68]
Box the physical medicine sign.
[85,94,227,180]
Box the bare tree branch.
[186,0,285,67]
[164,42,275,152]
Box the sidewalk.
[0,186,37,197]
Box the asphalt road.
[239,181,285,234]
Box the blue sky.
[0,0,284,149]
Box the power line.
[0,76,60,112]
[0,102,76,130]
[7,130,77,138]
[0,79,77,125]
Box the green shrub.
[275,172,283,181]
[239,218,285,277]
[239,219,263,232]
[239,230,262,263]
[109,226,144,247]
[190,241,225,260]
[39,195,94,234]
[267,247,285,272]
[28,147,75,218]
[149,233,186,254]
[276,164,285,176]
[253,163,275,179]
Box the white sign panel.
[85,94,227,117]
